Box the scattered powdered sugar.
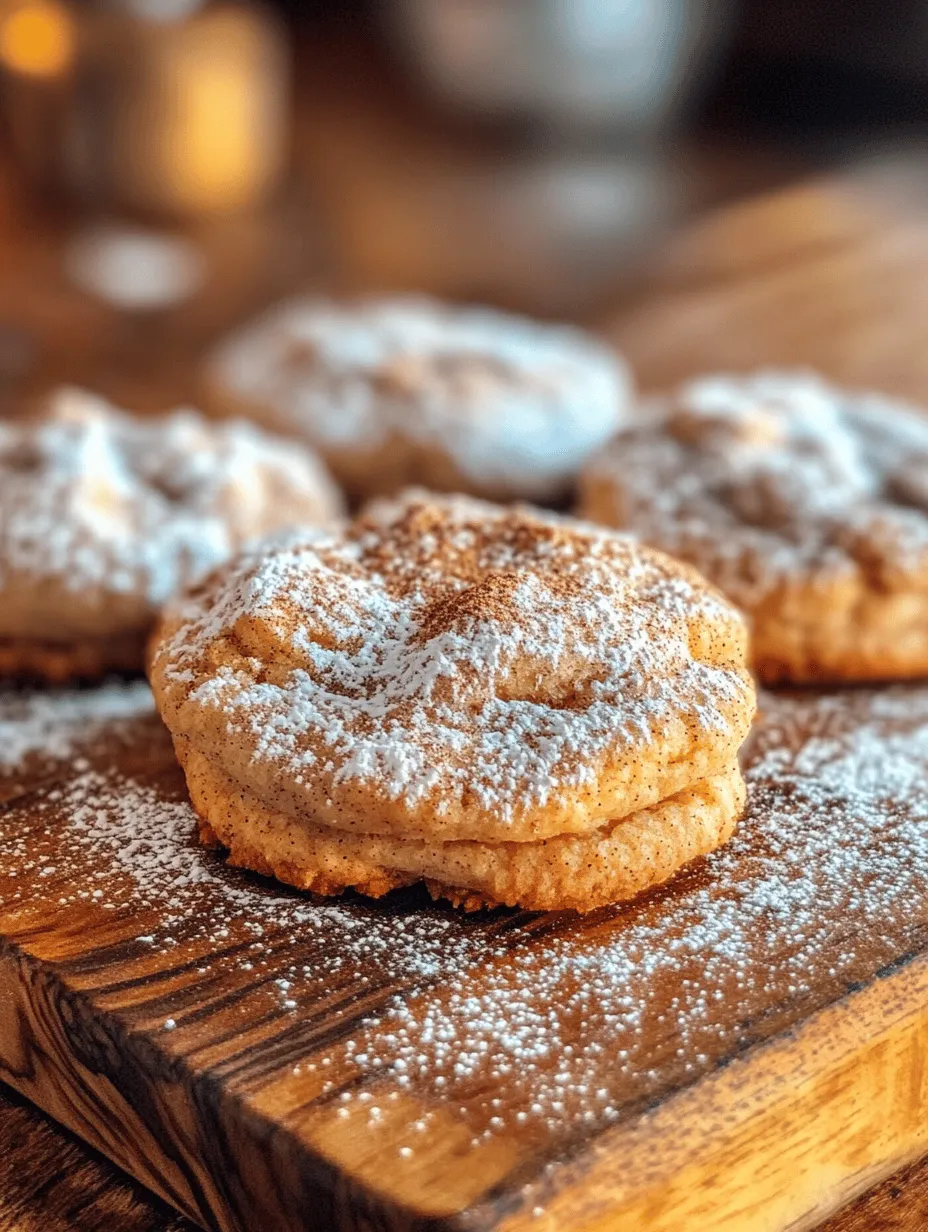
[0,387,340,631]
[207,295,631,499]
[582,369,928,604]
[154,493,750,827]
[4,682,928,1157]
[0,680,154,770]
[0,729,502,997]
[315,686,928,1140]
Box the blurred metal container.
[388,0,733,134]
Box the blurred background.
[1,0,928,415]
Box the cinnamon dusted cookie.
[579,370,928,684]
[149,490,755,911]
[202,295,631,503]
[0,387,343,681]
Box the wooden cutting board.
[3,680,928,1232]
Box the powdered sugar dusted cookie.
[0,387,343,681]
[579,370,928,683]
[202,295,631,503]
[149,490,754,911]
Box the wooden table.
[0,1086,189,1232]
[4,21,928,1232]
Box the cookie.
[149,490,755,911]
[0,387,343,681]
[180,740,744,912]
[202,295,631,504]
[578,370,928,684]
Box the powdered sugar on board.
[2,685,928,1162]
[0,680,153,772]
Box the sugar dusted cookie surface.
[0,388,343,680]
[579,370,928,684]
[203,295,631,503]
[149,491,755,911]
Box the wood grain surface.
[605,154,928,400]
[823,1156,928,1231]
[3,682,928,1231]
[3,1075,927,1232]
[0,1084,190,1232]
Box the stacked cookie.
[148,492,755,912]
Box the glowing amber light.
[0,0,73,78]
[171,59,256,206]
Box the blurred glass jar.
[0,0,290,216]
[388,0,733,135]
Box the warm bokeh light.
[169,46,262,208]
[0,0,74,78]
